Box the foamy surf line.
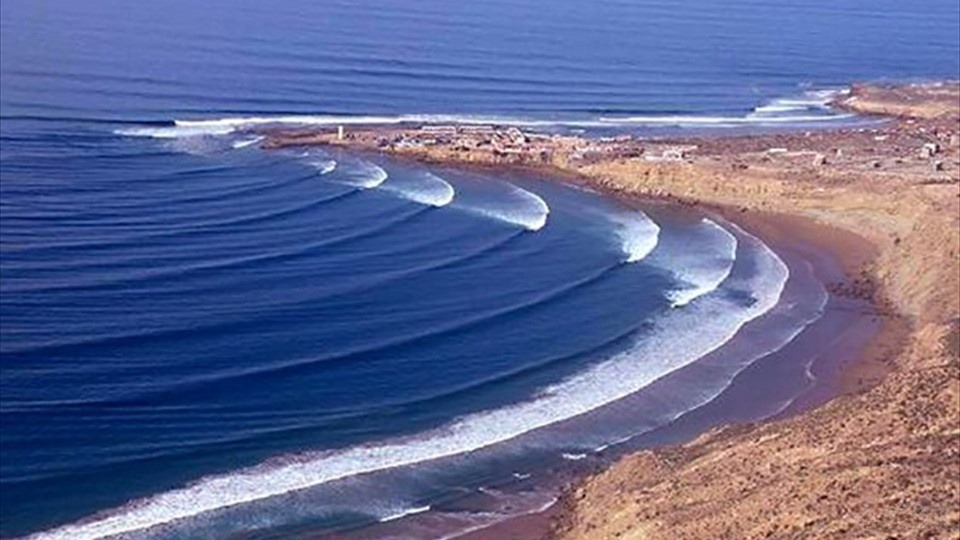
[306,158,337,175]
[115,112,853,138]
[337,160,388,189]
[231,136,264,149]
[460,182,549,231]
[609,210,660,263]
[114,115,608,138]
[665,218,738,307]
[378,505,431,523]
[27,225,788,540]
[598,113,855,126]
[610,247,830,455]
[381,171,455,207]
[749,88,848,116]
[112,89,856,139]
[604,88,854,127]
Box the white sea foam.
[629,262,830,440]
[338,161,388,189]
[603,88,853,127]
[113,115,604,140]
[114,125,237,139]
[535,497,559,513]
[378,505,431,523]
[28,226,788,540]
[382,172,456,207]
[608,211,661,263]
[231,136,264,149]
[560,453,587,461]
[463,183,549,231]
[665,218,738,307]
[308,159,338,175]
[593,435,632,453]
[507,184,550,231]
[747,88,848,120]
[752,104,806,114]
[116,110,852,138]
[599,112,853,126]
[115,88,855,141]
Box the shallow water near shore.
[1,0,956,538]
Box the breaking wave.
[462,183,549,231]
[665,218,738,307]
[113,115,596,139]
[111,88,857,140]
[748,88,849,119]
[378,505,432,523]
[608,211,661,263]
[598,112,853,126]
[27,227,788,540]
[337,161,388,189]
[114,111,848,137]
[108,91,861,151]
[601,88,853,127]
[230,136,264,149]
[382,171,456,207]
[114,124,237,139]
[308,159,337,175]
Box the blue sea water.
[1,0,958,538]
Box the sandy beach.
[257,82,960,539]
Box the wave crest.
[747,88,848,119]
[666,218,738,307]
[597,112,853,127]
[462,183,549,231]
[339,161,388,189]
[609,211,661,263]
[308,159,337,175]
[508,184,550,231]
[378,505,431,523]
[114,88,856,141]
[231,136,264,149]
[383,172,456,207]
[114,125,236,139]
[28,226,788,540]
[599,88,853,127]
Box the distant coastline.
[254,81,960,539]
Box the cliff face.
[549,89,960,540]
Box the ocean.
[1,0,958,538]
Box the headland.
[257,81,960,539]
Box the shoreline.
[332,192,879,540]
[255,81,959,539]
[535,163,896,399]
[452,185,896,540]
